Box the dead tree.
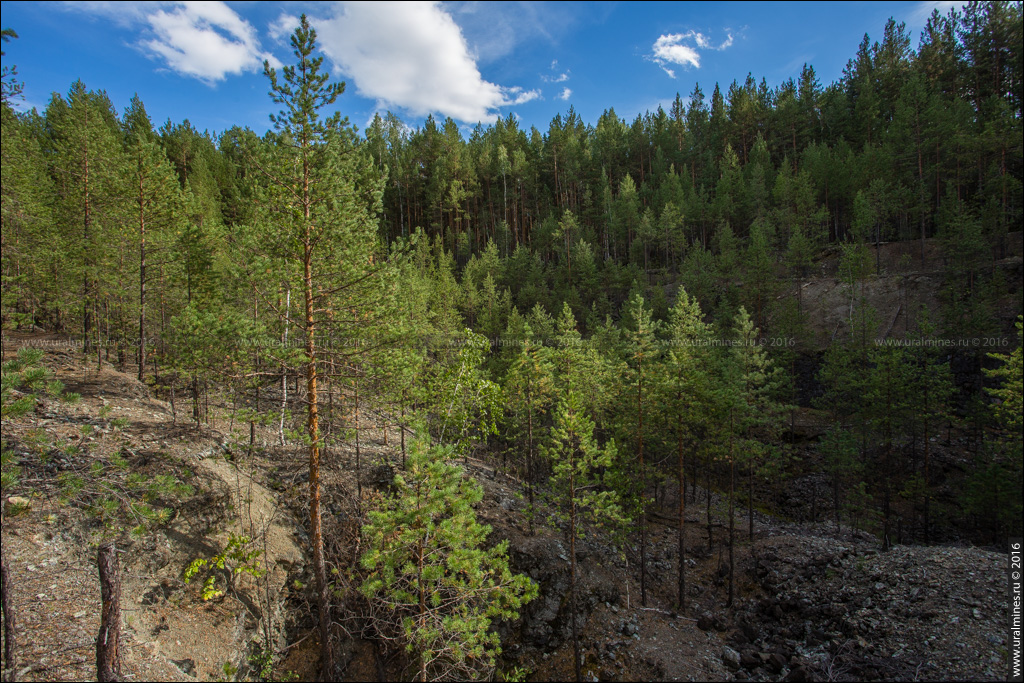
[1,538,16,682]
[96,543,121,682]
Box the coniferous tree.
[865,344,914,548]
[1,103,55,329]
[820,427,861,532]
[980,316,1024,538]
[503,323,555,534]
[122,95,181,382]
[621,290,660,606]
[45,81,126,358]
[906,310,955,543]
[661,287,712,608]
[731,307,782,544]
[0,28,23,105]
[247,16,386,676]
[543,389,622,683]
[361,439,536,682]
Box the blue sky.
[1,1,965,137]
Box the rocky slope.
[1,338,305,681]
[0,335,1013,682]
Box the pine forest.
[0,4,1022,682]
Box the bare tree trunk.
[304,246,333,680]
[748,455,754,542]
[677,410,686,610]
[280,285,291,446]
[96,543,121,682]
[354,371,362,504]
[728,412,735,608]
[706,448,713,552]
[137,193,146,383]
[527,383,535,536]
[1,536,16,682]
[923,389,931,546]
[251,292,259,450]
[418,540,427,683]
[569,441,581,683]
[637,355,647,607]
[400,388,407,468]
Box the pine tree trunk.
[706,448,713,552]
[417,539,427,683]
[748,455,754,542]
[400,388,407,468]
[527,383,535,536]
[137,193,146,383]
[924,405,931,546]
[728,413,735,608]
[355,372,361,504]
[677,409,686,609]
[280,285,290,446]
[304,242,333,679]
[251,292,258,449]
[569,430,581,683]
[191,374,200,427]
[83,141,93,357]
[96,543,121,682]
[1,536,16,682]
[638,354,647,607]
[834,471,841,533]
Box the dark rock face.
[503,533,619,650]
[737,534,1006,682]
[739,649,761,670]
[722,646,741,670]
[697,611,729,632]
[366,463,395,490]
[783,665,813,682]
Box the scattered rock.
[767,652,787,674]
[739,649,761,670]
[172,658,196,676]
[5,496,31,514]
[783,665,813,682]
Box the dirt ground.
[2,234,1017,683]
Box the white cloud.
[445,2,581,64]
[142,2,280,82]
[68,1,279,83]
[909,1,968,25]
[268,13,300,43]
[558,87,572,101]
[61,1,153,28]
[505,87,542,105]
[542,59,570,83]
[313,2,539,123]
[650,30,733,78]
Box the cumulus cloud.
[505,87,542,106]
[650,30,733,78]
[311,2,539,123]
[142,2,280,82]
[558,87,572,101]
[268,13,301,43]
[68,1,279,83]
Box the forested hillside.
[1,4,1022,682]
